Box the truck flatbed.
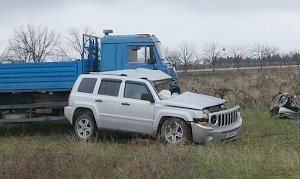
[0,61,83,92]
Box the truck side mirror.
[147,58,156,64]
[141,93,155,103]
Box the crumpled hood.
[160,92,226,110]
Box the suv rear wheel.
[74,112,96,141]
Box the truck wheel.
[160,118,191,144]
[74,112,96,141]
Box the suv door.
[118,81,155,134]
[95,79,122,130]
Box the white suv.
[64,69,242,144]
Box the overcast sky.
[1,0,300,53]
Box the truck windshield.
[155,42,170,64]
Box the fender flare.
[73,101,99,126]
[153,109,194,132]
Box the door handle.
[121,102,130,106]
[95,99,103,102]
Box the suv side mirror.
[147,58,157,64]
[141,93,155,103]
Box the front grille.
[217,111,238,127]
[209,106,240,127]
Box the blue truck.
[0,30,178,122]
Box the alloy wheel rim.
[164,122,183,143]
[77,118,92,139]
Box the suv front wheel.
[74,112,96,141]
[160,118,191,144]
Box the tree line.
[166,41,300,72]
[0,24,90,63]
[1,24,300,72]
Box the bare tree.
[174,42,198,73]
[1,47,23,63]
[228,45,247,70]
[0,53,4,64]
[163,47,171,58]
[65,27,92,59]
[1,44,33,63]
[0,42,4,62]
[7,24,59,63]
[163,47,173,62]
[281,53,290,67]
[264,45,280,66]
[202,41,224,71]
[164,47,181,67]
[250,43,269,69]
[291,50,300,67]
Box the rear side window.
[98,79,121,97]
[77,78,97,93]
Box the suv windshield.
[152,79,171,98]
[155,42,170,64]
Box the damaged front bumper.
[191,106,243,144]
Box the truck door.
[124,44,159,70]
[118,81,155,134]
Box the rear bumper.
[191,115,242,144]
[64,106,74,124]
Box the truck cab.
[84,30,179,92]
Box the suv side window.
[124,82,152,100]
[98,79,122,97]
[78,78,97,93]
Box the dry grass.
[179,67,300,107]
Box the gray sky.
[1,0,300,52]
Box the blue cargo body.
[0,33,179,94]
[0,61,83,92]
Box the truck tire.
[160,118,191,144]
[74,112,96,141]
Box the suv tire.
[160,118,191,144]
[74,112,96,141]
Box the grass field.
[1,68,300,178]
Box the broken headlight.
[210,115,218,125]
[193,110,210,126]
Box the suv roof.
[90,68,172,81]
